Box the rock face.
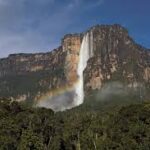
[84,25,150,92]
[0,24,149,105]
[62,34,82,85]
[0,34,82,102]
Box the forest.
[0,96,150,150]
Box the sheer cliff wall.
[0,24,149,103]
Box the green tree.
[18,129,44,150]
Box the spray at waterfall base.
[36,32,94,111]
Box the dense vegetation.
[0,97,150,150]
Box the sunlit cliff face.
[36,32,94,111]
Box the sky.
[0,0,150,58]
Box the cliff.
[0,34,82,102]
[84,25,150,91]
[0,24,149,109]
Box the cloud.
[0,0,104,58]
[87,0,104,9]
[67,0,104,10]
[0,0,72,58]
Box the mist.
[95,81,145,101]
[36,90,76,112]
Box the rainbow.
[35,31,94,111]
[35,79,79,110]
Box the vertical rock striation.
[84,25,150,93]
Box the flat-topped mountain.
[0,24,149,111]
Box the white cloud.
[0,0,73,58]
[67,0,104,10]
[88,0,104,9]
[0,0,105,58]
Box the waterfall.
[36,31,93,111]
[74,31,94,106]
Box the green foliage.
[18,129,44,150]
[0,98,150,149]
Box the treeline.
[0,98,150,149]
